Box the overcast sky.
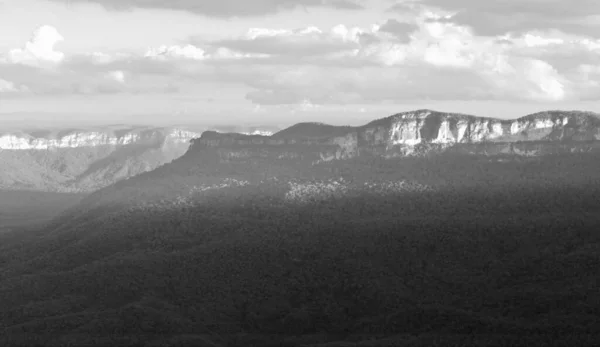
[1,0,600,128]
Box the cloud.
[247,66,491,105]
[144,43,272,63]
[241,59,569,105]
[399,0,600,37]
[47,0,364,17]
[377,19,418,43]
[491,31,600,74]
[204,26,361,58]
[0,26,185,96]
[72,17,596,104]
[0,78,29,93]
[562,64,600,101]
[0,26,122,95]
[145,45,207,61]
[6,25,64,67]
[187,23,424,67]
[3,11,599,104]
[107,70,126,83]
[226,19,588,105]
[0,63,125,96]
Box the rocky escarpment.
[0,127,199,150]
[60,109,600,219]
[0,126,202,192]
[186,110,600,163]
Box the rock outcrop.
[62,109,600,217]
[0,128,199,150]
[186,110,600,163]
[0,126,202,192]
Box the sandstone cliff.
[0,126,202,192]
[0,127,199,150]
[186,110,600,163]
[62,109,600,217]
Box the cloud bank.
[1,6,599,107]
[391,0,600,37]
[47,0,364,17]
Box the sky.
[1,0,600,128]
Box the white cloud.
[411,0,600,37]
[2,9,599,104]
[359,43,407,65]
[522,34,564,47]
[331,24,366,43]
[496,31,600,74]
[76,17,596,104]
[0,78,28,93]
[144,43,271,61]
[7,25,64,66]
[145,44,207,61]
[230,17,585,104]
[45,0,365,18]
[84,52,133,65]
[204,25,364,59]
[107,70,126,83]
[244,28,296,39]
[523,60,565,100]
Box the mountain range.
[3,109,600,193]
[2,109,600,346]
[194,109,600,161]
[0,125,276,192]
[56,109,600,219]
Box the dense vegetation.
[0,190,84,231]
[0,139,190,192]
[1,153,600,346]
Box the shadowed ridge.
[272,122,357,140]
[198,130,270,140]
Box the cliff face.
[0,126,202,192]
[186,110,600,163]
[67,109,600,214]
[370,110,600,146]
[0,128,200,150]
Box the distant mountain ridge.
[1,109,598,193]
[0,126,276,151]
[190,109,600,160]
[6,110,600,347]
[0,127,199,150]
[0,123,279,192]
[0,126,203,192]
[59,109,600,215]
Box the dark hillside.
[1,152,600,346]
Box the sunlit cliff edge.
[0,126,203,192]
[187,109,600,161]
[0,125,277,192]
[0,128,200,150]
[49,109,600,219]
[2,110,599,193]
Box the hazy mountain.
[0,124,278,193]
[2,109,600,346]
[0,125,200,192]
